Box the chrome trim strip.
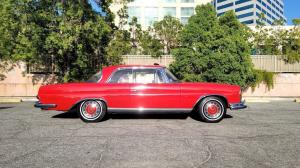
[107,107,192,113]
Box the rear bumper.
[34,101,57,110]
[229,101,247,110]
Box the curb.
[244,97,297,103]
[0,98,22,103]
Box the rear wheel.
[197,97,226,123]
[78,100,106,122]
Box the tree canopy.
[169,4,256,89]
[0,0,114,82]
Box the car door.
[130,68,181,109]
[104,68,133,108]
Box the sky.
[89,0,299,25]
[285,0,300,25]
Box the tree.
[0,0,113,82]
[169,5,256,89]
[105,30,131,65]
[153,16,183,54]
[282,24,300,63]
[139,30,163,57]
[292,18,300,26]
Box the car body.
[35,65,246,122]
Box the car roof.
[104,65,165,70]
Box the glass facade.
[235,4,254,12]
[217,2,233,10]
[128,7,141,23]
[180,17,189,25]
[161,0,176,3]
[145,7,159,27]
[181,0,194,3]
[162,7,176,17]
[215,0,285,25]
[181,7,194,17]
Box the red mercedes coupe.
[35,65,246,123]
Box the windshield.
[86,71,102,83]
[165,68,179,83]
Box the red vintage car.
[35,65,246,123]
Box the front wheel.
[197,97,226,123]
[78,100,106,122]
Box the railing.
[123,55,300,73]
[251,55,300,72]
[123,55,174,67]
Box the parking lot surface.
[0,102,299,168]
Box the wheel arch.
[68,98,108,112]
[193,94,229,110]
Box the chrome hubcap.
[203,101,223,120]
[80,100,102,120]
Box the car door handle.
[131,89,137,92]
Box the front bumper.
[34,101,57,110]
[229,101,247,110]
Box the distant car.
[35,65,246,123]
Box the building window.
[161,0,176,3]
[128,7,141,22]
[162,7,176,17]
[132,0,144,3]
[256,4,261,11]
[235,0,251,5]
[217,2,233,10]
[181,7,194,17]
[217,0,227,3]
[237,12,254,19]
[217,12,225,16]
[181,17,189,24]
[241,20,254,24]
[235,4,254,12]
[181,0,194,3]
[128,7,141,16]
[145,7,158,27]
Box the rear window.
[86,71,102,83]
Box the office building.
[214,0,286,25]
[110,0,212,29]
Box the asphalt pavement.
[0,102,299,168]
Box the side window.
[108,69,133,83]
[133,69,164,84]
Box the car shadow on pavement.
[51,111,233,121]
[189,112,233,121]
[0,106,14,110]
[52,111,78,119]
[108,113,189,120]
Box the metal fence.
[123,55,300,73]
